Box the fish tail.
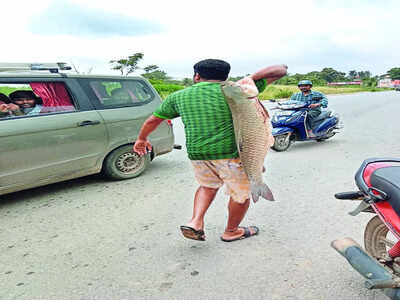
[250,182,275,203]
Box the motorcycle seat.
[370,166,400,215]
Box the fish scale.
[222,80,275,202]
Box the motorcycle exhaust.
[331,237,400,299]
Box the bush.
[273,88,293,99]
[151,83,184,99]
[259,85,298,100]
[148,79,164,85]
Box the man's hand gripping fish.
[221,77,275,203]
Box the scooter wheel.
[364,215,395,258]
[272,133,291,152]
[319,128,336,141]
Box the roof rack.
[0,62,72,73]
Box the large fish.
[221,77,275,202]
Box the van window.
[78,79,155,109]
[0,82,76,119]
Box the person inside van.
[0,93,24,118]
[9,90,43,116]
[0,93,10,117]
[0,93,9,104]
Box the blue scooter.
[270,99,341,151]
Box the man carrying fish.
[134,59,287,242]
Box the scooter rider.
[290,80,328,137]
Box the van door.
[76,77,174,154]
[0,111,108,193]
[0,80,108,194]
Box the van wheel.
[103,145,150,180]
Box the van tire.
[103,145,150,180]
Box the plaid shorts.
[191,158,250,203]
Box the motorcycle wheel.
[272,133,291,152]
[364,215,396,258]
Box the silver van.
[0,63,175,195]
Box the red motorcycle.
[332,158,400,299]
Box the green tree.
[348,70,357,80]
[274,74,299,85]
[388,68,400,80]
[320,67,346,82]
[357,71,371,79]
[141,70,170,81]
[274,72,326,86]
[143,65,159,73]
[182,78,193,86]
[362,76,378,87]
[304,71,326,85]
[109,52,144,76]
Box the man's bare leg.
[185,186,218,231]
[221,198,257,240]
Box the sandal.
[220,226,259,242]
[180,226,205,241]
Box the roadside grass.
[258,85,391,100]
[156,84,391,100]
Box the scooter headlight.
[284,111,302,124]
[272,110,293,124]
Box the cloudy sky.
[2,0,399,78]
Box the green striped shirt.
[154,79,266,160]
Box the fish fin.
[250,182,275,203]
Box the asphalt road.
[0,91,399,300]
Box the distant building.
[378,75,400,88]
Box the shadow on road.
[273,138,342,153]
[0,157,181,207]
[0,173,107,206]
